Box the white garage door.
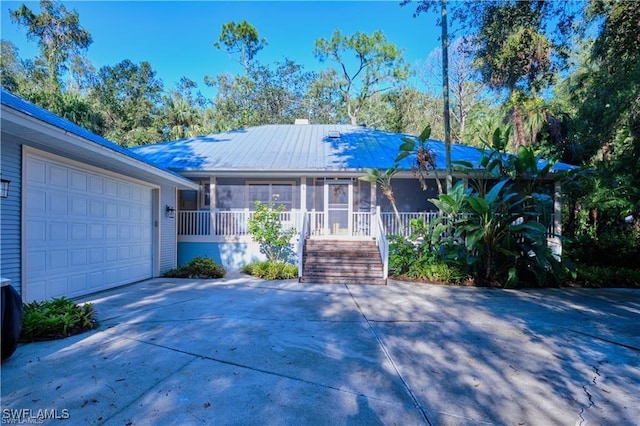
[24,152,155,301]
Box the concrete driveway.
[2,274,639,425]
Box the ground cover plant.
[21,297,97,342]
[163,256,226,279]
[242,261,298,280]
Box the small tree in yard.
[247,201,296,263]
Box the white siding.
[0,136,22,293]
[159,184,178,273]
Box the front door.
[326,180,351,235]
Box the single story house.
[131,122,574,274]
[1,89,575,299]
[1,89,198,302]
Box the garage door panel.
[49,277,68,297]
[70,274,87,293]
[25,153,154,301]
[70,170,87,190]
[70,249,87,266]
[105,179,118,196]
[49,164,68,187]
[70,197,88,216]
[50,193,68,215]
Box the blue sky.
[1,1,443,98]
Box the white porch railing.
[178,210,300,237]
[379,212,443,236]
[177,210,555,240]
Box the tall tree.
[89,60,164,146]
[160,77,214,140]
[416,36,486,143]
[402,0,454,189]
[304,69,344,124]
[563,0,640,264]
[0,41,26,92]
[10,0,92,93]
[473,2,555,149]
[210,59,316,130]
[213,21,267,74]
[314,30,408,126]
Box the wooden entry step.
[299,239,386,285]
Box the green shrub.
[388,234,416,276]
[21,297,97,342]
[247,202,297,263]
[408,260,468,284]
[242,261,298,280]
[573,264,640,287]
[163,256,226,279]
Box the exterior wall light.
[165,205,176,218]
[0,179,10,199]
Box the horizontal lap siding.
[0,136,22,294]
[160,184,177,273]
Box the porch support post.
[300,177,307,209]
[323,179,329,233]
[552,180,562,259]
[370,181,377,213]
[348,179,354,235]
[210,176,216,236]
[300,176,307,228]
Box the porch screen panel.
[248,184,270,207]
[271,184,293,210]
[247,183,294,210]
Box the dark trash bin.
[1,279,22,361]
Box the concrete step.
[303,256,381,264]
[299,276,387,285]
[300,268,383,277]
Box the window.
[246,182,295,210]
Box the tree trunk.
[383,187,404,234]
[441,0,453,192]
[512,101,527,149]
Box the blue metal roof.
[0,89,194,185]
[132,124,576,174]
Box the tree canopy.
[314,29,409,126]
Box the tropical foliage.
[21,297,97,341]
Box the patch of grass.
[242,261,298,280]
[21,297,97,342]
[163,256,226,279]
